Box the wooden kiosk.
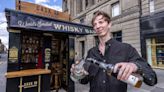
[5,9,93,92]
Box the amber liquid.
[134,79,142,88]
[108,70,142,88]
[122,74,142,88]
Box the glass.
[70,59,86,82]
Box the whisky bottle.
[86,58,143,88]
[106,65,143,88]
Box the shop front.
[5,9,93,92]
[140,11,164,68]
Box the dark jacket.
[80,39,157,92]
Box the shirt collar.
[96,38,114,47]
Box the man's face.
[93,15,111,37]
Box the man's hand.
[70,60,79,74]
[70,60,88,82]
[113,62,138,81]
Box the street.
[0,53,7,92]
[1,53,164,92]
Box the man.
[71,11,157,92]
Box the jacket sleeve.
[127,44,157,86]
[79,49,100,84]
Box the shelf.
[6,69,51,78]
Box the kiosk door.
[68,36,75,92]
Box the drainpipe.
[139,0,146,58]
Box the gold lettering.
[48,9,51,13]
[45,8,47,13]
[21,81,38,89]
[41,7,44,11]
[36,5,40,11]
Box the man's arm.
[127,44,157,86]
[80,49,100,84]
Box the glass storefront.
[146,37,164,67]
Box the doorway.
[50,33,69,91]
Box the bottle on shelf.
[86,58,143,88]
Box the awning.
[5,9,94,35]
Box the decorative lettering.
[11,12,94,34]
[19,81,38,89]
[37,21,52,27]
[53,24,62,30]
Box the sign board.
[9,46,18,63]
[16,0,70,21]
[5,9,94,35]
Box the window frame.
[149,0,155,13]
[111,2,120,17]
[112,31,122,42]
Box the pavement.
[127,69,164,92]
[0,53,7,92]
[1,52,164,92]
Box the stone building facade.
[63,0,142,60]
[63,0,164,68]
[140,0,164,68]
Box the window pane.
[149,0,154,13]
[113,31,122,42]
[112,2,120,17]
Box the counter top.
[6,69,51,78]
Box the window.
[112,31,122,42]
[80,17,85,24]
[54,11,58,15]
[63,0,68,12]
[86,0,89,8]
[80,18,84,24]
[149,0,155,13]
[146,37,164,67]
[86,0,94,8]
[80,41,85,58]
[112,2,120,17]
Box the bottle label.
[124,75,139,86]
